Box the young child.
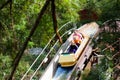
[68,30,84,53]
[72,30,83,46]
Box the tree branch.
[114,63,120,69]
[112,51,120,59]
[51,0,63,44]
[10,0,12,15]
[8,0,51,80]
[105,51,120,61]
[102,39,120,52]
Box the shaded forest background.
[0,0,120,80]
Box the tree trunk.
[8,0,51,80]
[51,0,63,44]
[10,0,12,15]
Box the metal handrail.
[21,21,72,80]
[30,28,76,79]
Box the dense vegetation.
[82,27,120,80]
[0,0,120,80]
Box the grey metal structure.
[39,22,99,80]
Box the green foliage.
[0,54,32,80]
[22,54,45,70]
[104,33,119,42]
[84,31,119,80]
[98,0,120,21]
[56,0,80,23]
[28,41,35,48]
[82,69,99,80]
[0,54,12,80]
[15,61,30,80]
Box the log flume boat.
[39,22,99,80]
[58,22,99,67]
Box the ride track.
[21,21,76,80]
[21,22,99,80]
